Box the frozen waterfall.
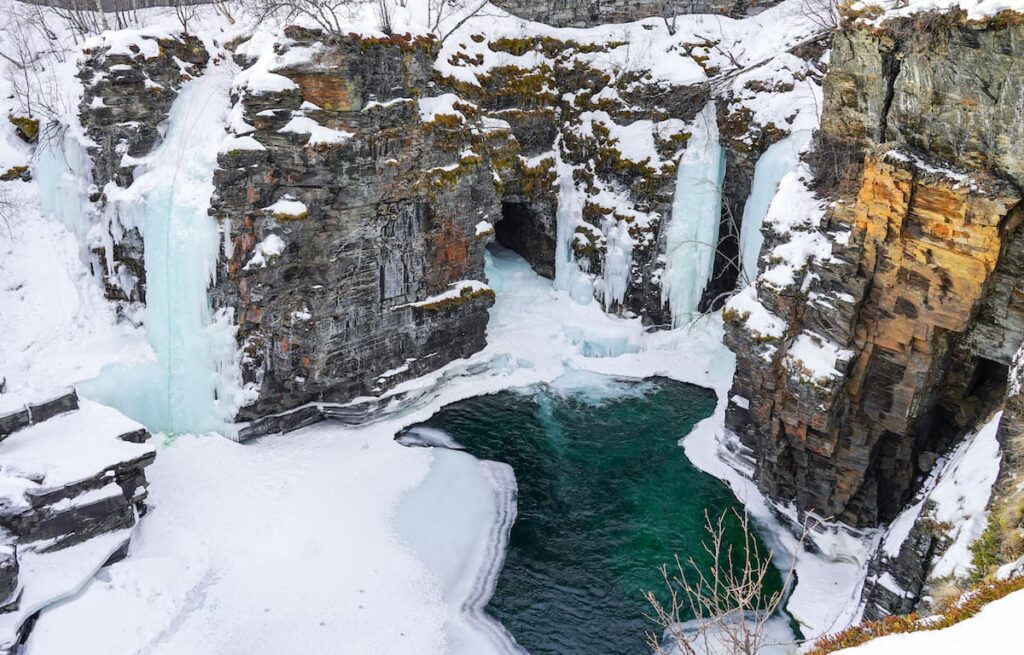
[552,162,600,305]
[661,103,726,326]
[78,65,243,435]
[737,130,812,286]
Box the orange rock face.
[727,147,1022,525]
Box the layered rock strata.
[0,390,155,649]
[725,14,1024,529]
[491,0,781,28]
[211,29,505,420]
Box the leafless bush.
[239,0,370,35]
[660,0,698,36]
[0,187,24,238]
[805,131,864,198]
[798,0,842,33]
[374,0,392,33]
[428,0,491,42]
[1,5,72,124]
[645,510,803,655]
[170,0,200,32]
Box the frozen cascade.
[34,132,99,263]
[737,130,812,285]
[661,103,726,325]
[77,65,245,435]
[552,155,599,305]
[599,216,634,311]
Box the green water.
[404,376,782,655]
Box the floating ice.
[661,103,726,325]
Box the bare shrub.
[239,0,369,35]
[644,510,803,655]
[798,0,842,33]
[428,0,491,42]
[805,131,864,199]
[0,5,72,125]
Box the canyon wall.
[491,0,779,27]
[212,24,824,423]
[725,13,1024,528]
[211,29,506,421]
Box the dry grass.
[806,575,1024,655]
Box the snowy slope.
[835,589,1024,655]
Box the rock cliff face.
[211,29,505,421]
[77,33,209,306]
[491,0,779,27]
[211,23,825,422]
[725,14,1024,528]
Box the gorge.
[1,0,1024,653]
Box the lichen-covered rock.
[211,29,505,420]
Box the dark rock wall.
[211,30,505,420]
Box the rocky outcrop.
[725,13,1024,529]
[77,33,209,305]
[0,390,155,649]
[211,29,506,420]
[491,0,780,28]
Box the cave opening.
[912,354,1008,491]
[495,201,556,279]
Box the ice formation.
[661,103,726,325]
[77,66,244,435]
[737,130,812,286]
[396,448,523,655]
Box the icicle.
[661,103,726,326]
[737,130,812,286]
[552,154,596,305]
[599,217,633,311]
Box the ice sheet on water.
[396,448,524,655]
[658,612,796,655]
[396,426,466,450]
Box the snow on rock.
[243,234,287,270]
[928,412,1003,579]
[852,0,1024,23]
[725,286,787,341]
[784,332,854,384]
[220,135,265,153]
[263,196,308,219]
[277,115,354,145]
[475,220,494,236]
[871,411,1004,590]
[396,280,492,309]
[418,93,469,123]
[0,399,152,497]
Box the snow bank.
[835,588,1024,654]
